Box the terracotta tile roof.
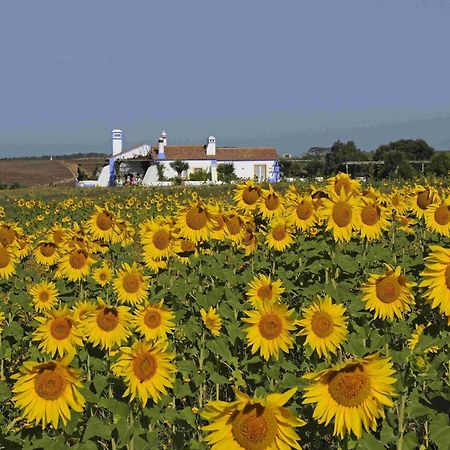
[151,145,278,161]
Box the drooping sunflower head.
[201,387,305,450]
[297,295,348,358]
[361,265,415,320]
[200,307,222,337]
[133,301,176,341]
[113,262,149,305]
[234,180,262,212]
[0,244,18,279]
[29,281,59,311]
[410,185,438,218]
[259,185,285,220]
[246,274,285,308]
[303,353,397,439]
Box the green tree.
[278,159,306,178]
[217,164,236,183]
[379,150,416,179]
[324,140,366,175]
[169,159,189,178]
[427,151,450,176]
[374,139,434,161]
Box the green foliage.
[374,139,434,161]
[427,151,450,176]
[189,168,211,181]
[169,159,189,177]
[217,163,237,183]
[324,140,367,175]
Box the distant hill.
[0,152,108,161]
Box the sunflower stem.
[396,394,406,450]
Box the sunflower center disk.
[39,291,50,302]
[232,404,277,450]
[311,311,334,338]
[212,214,225,232]
[332,202,352,227]
[265,195,279,211]
[53,230,64,243]
[69,251,87,269]
[99,272,108,281]
[123,274,141,293]
[34,368,66,400]
[417,190,434,210]
[50,318,72,340]
[226,216,242,235]
[445,264,450,290]
[40,243,56,257]
[180,240,195,253]
[152,230,171,250]
[361,205,380,226]
[96,308,119,331]
[376,276,401,303]
[0,227,16,246]
[434,205,450,226]
[132,352,157,381]
[185,207,208,230]
[257,285,273,301]
[334,180,351,195]
[258,314,282,340]
[242,188,260,206]
[144,310,162,329]
[0,247,10,268]
[328,365,371,407]
[96,212,113,230]
[272,225,286,241]
[296,202,313,220]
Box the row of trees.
[279,139,450,180]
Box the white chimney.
[112,129,123,156]
[158,130,165,159]
[206,135,216,156]
[161,130,167,146]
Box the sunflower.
[34,241,60,266]
[33,307,84,358]
[86,205,117,242]
[111,340,176,406]
[29,281,59,311]
[397,215,417,234]
[0,244,18,279]
[407,323,439,354]
[302,353,396,439]
[133,301,175,341]
[58,248,95,282]
[388,190,408,216]
[265,219,295,251]
[72,300,97,322]
[420,245,450,318]
[200,307,222,337]
[0,310,5,335]
[259,185,285,220]
[410,185,438,219]
[361,265,415,320]
[113,262,149,305]
[143,255,168,273]
[286,193,317,232]
[83,302,132,350]
[326,172,360,196]
[111,218,135,246]
[48,225,67,245]
[320,190,361,242]
[141,219,175,259]
[242,303,296,360]
[12,359,85,429]
[209,203,228,241]
[92,263,113,287]
[424,195,450,237]
[246,274,285,308]
[297,295,348,358]
[201,387,306,450]
[234,180,262,213]
[173,238,198,264]
[238,223,259,256]
[356,197,391,241]
[224,211,248,243]
[0,222,20,247]
[176,201,213,243]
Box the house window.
[254,164,267,181]
[193,168,203,173]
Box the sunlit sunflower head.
[0,221,21,248]
[33,307,84,358]
[12,359,85,429]
[142,253,168,273]
[242,302,296,360]
[320,190,361,242]
[111,340,176,406]
[388,190,408,216]
[47,225,67,245]
[176,201,213,243]
[297,295,348,358]
[361,265,415,320]
[33,241,59,266]
[286,193,317,231]
[259,185,285,220]
[424,195,450,237]
[72,300,97,322]
[92,263,113,287]
[420,245,450,318]
[113,262,149,305]
[223,211,248,243]
[265,219,295,251]
[133,301,175,341]
[303,353,396,439]
[246,274,285,308]
[58,248,95,282]
[410,185,438,218]
[201,387,306,450]
[234,180,262,213]
[83,302,132,350]
[0,244,18,279]
[208,203,228,241]
[140,218,175,258]
[357,197,391,241]
[407,323,439,354]
[200,307,222,337]
[326,172,361,196]
[29,281,59,311]
[86,205,117,242]
[238,223,259,256]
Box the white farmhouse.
[78,130,280,187]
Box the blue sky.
[1,0,449,156]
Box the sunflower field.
[0,174,449,450]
